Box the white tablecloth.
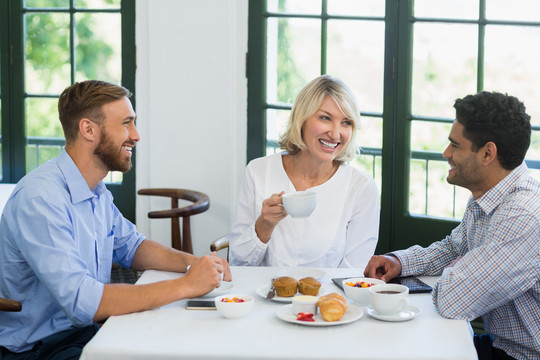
[81,266,477,360]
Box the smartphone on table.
[388,276,433,293]
[185,300,216,310]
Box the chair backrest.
[138,188,210,254]
[0,297,22,312]
[210,234,230,261]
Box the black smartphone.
[185,300,216,310]
[389,276,433,293]
[332,276,432,294]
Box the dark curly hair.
[454,91,531,170]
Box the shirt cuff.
[389,250,415,277]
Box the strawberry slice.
[296,312,315,322]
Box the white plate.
[200,281,234,297]
[256,283,329,303]
[366,305,421,322]
[276,304,363,326]
[276,268,326,280]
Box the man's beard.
[94,129,133,173]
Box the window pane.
[409,159,467,219]
[25,98,62,137]
[25,13,70,94]
[410,121,451,152]
[327,0,384,17]
[352,153,382,197]
[412,23,478,118]
[267,0,321,14]
[0,43,2,180]
[25,143,63,173]
[528,131,540,160]
[530,167,540,182]
[266,108,291,155]
[484,25,540,127]
[327,20,384,113]
[24,0,68,8]
[76,0,121,9]
[75,13,122,84]
[0,101,2,181]
[486,0,540,21]
[426,161,458,218]
[354,116,383,198]
[25,97,64,173]
[357,116,382,149]
[266,18,321,104]
[414,0,478,20]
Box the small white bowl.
[215,294,254,319]
[292,295,318,315]
[342,277,385,305]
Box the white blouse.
[229,153,380,268]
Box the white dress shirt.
[229,152,380,268]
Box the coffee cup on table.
[282,191,316,219]
[369,283,410,315]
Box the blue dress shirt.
[0,150,145,352]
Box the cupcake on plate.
[298,276,322,296]
[273,276,298,297]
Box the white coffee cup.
[282,191,317,218]
[369,283,410,315]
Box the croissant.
[317,293,348,322]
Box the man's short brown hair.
[58,80,132,145]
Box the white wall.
[135,0,248,256]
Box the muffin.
[273,276,298,297]
[298,276,322,296]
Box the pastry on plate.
[298,276,321,296]
[273,276,298,297]
[317,292,348,322]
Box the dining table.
[80,266,477,360]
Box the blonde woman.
[230,75,380,268]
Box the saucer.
[366,305,421,322]
[200,281,234,297]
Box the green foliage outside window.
[24,0,119,141]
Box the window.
[0,0,136,221]
[247,0,540,253]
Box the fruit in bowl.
[215,294,254,319]
[342,277,385,305]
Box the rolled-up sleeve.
[110,202,145,268]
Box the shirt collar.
[57,149,107,204]
[474,162,528,215]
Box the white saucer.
[366,305,421,322]
[276,304,363,326]
[200,281,234,297]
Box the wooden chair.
[210,234,230,261]
[0,297,22,312]
[138,188,210,254]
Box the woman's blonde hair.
[278,75,360,163]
